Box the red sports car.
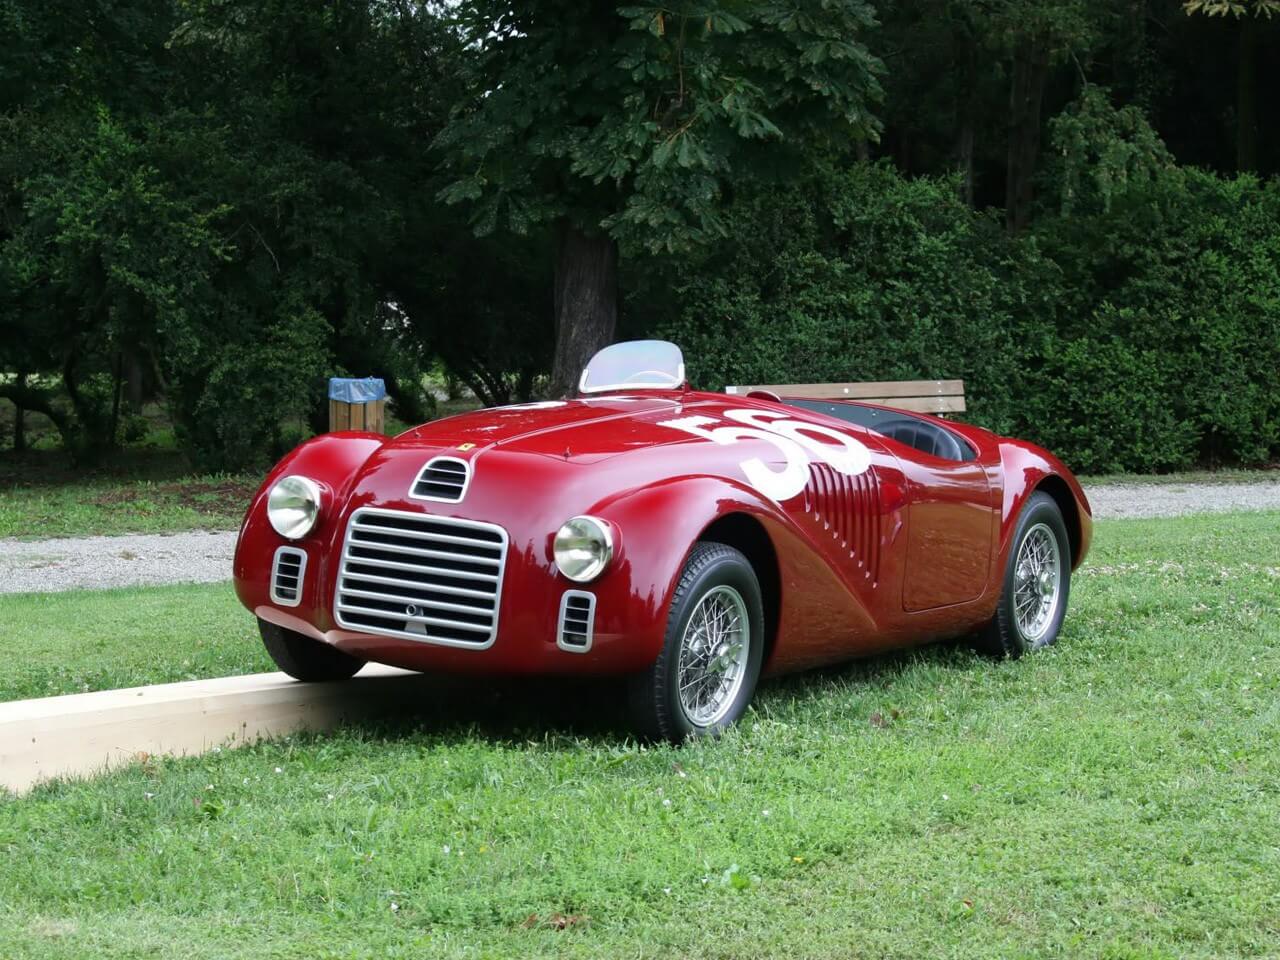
[234,340,1091,741]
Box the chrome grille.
[557,591,595,652]
[410,456,471,502]
[334,507,507,648]
[271,547,307,607]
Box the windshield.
[578,340,686,393]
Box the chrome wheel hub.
[1013,522,1062,648]
[677,585,750,728]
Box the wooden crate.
[329,396,386,433]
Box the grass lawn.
[0,395,489,539]
[0,449,259,539]
[1,511,1278,958]
[0,583,269,701]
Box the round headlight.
[553,515,614,583]
[267,475,322,540]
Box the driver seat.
[874,417,971,461]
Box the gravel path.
[0,531,235,595]
[1,480,1277,594]
[1086,480,1280,519]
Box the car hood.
[391,393,697,463]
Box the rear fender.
[998,442,1093,571]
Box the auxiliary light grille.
[271,547,307,607]
[557,591,596,652]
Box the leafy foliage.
[2,0,1278,473]
[436,1,884,253]
[653,162,1280,473]
[1047,86,1176,214]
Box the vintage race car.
[234,340,1091,741]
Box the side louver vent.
[802,463,882,584]
[557,591,596,652]
[411,456,471,503]
[271,547,307,607]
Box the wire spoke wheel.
[1012,522,1063,647]
[676,585,751,728]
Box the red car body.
[234,388,1092,679]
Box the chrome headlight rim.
[553,515,615,583]
[266,475,323,540]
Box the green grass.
[1,511,1279,958]
[0,448,260,539]
[0,583,269,701]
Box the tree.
[1183,0,1280,172]
[436,1,884,395]
[980,0,1104,233]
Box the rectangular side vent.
[557,591,596,652]
[411,456,471,502]
[271,547,307,607]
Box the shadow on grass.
[332,639,987,748]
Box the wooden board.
[0,665,432,794]
[726,381,966,414]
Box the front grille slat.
[340,569,496,598]
[342,555,500,582]
[347,540,502,566]
[339,585,495,616]
[335,507,508,648]
[337,601,493,630]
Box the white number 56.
[658,409,871,502]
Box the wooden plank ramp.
[0,666,434,794]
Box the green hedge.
[646,164,1280,474]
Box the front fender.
[581,475,788,671]
[233,432,387,616]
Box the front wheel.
[258,619,365,681]
[627,542,765,743]
[976,491,1072,658]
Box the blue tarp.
[328,377,386,404]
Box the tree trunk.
[124,346,145,412]
[1237,17,1258,173]
[1005,35,1050,234]
[12,373,26,452]
[955,32,978,207]
[550,221,618,398]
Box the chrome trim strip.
[334,506,508,650]
[270,546,307,608]
[409,455,472,503]
[556,589,596,653]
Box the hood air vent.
[411,456,471,503]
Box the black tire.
[976,491,1072,659]
[258,618,365,681]
[627,542,765,743]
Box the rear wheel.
[627,542,764,742]
[976,492,1072,658]
[258,619,365,681]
